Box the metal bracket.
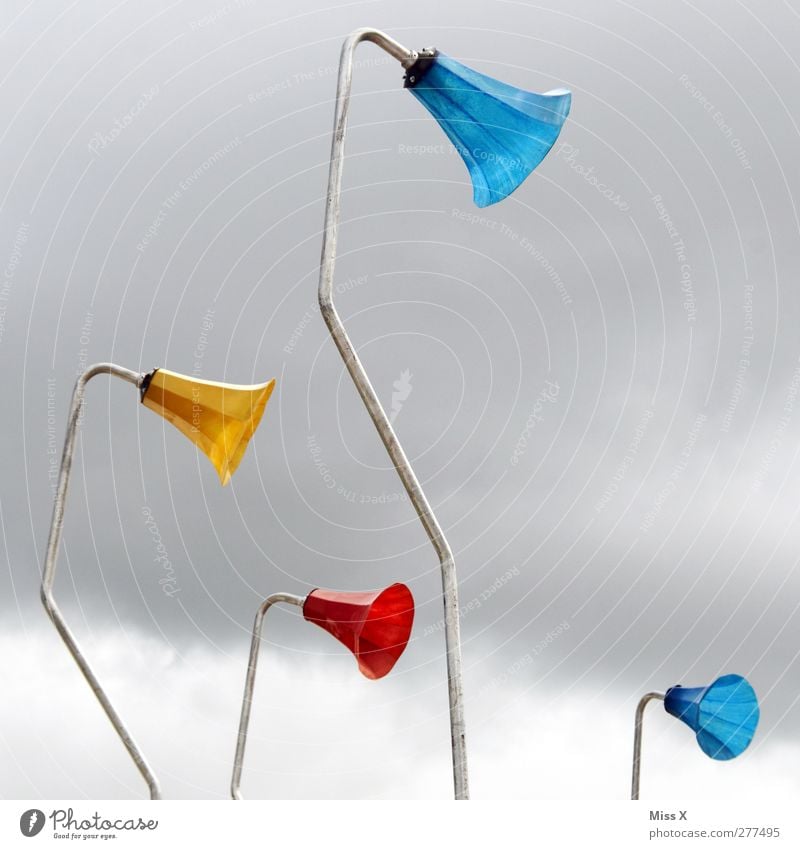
[403,48,438,88]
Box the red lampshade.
[302,583,415,680]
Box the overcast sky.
[2,0,800,799]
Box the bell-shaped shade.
[404,51,571,207]
[664,674,760,761]
[303,583,415,680]
[140,368,275,486]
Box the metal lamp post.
[42,362,275,798]
[631,674,760,800]
[630,691,664,801]
[317,26,571,800]
[231,582,415,799]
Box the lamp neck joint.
[403,48,438,88]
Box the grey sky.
[2,0,799,799]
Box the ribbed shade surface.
[406,52,571,207]
[664,674,760,761]
[141,368,275,486]
[303,583,415,680]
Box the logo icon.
[19,809,45,837]
[390,369,413,423]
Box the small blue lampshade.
[404,51,571,207]
[664,674,760,761]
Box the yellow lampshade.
[141,368,275,485]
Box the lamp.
[230,582,414,799]
[405,51,571,207]
[41,363,275,798]
[317,26,569,800]
[630,674,759,799]
[140,368,274,485]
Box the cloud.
[3,626,797,799]
[2,0,800,802]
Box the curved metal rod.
[230,592,306,800]
[631,691,665,800]
[40,362,162,799]
[317,26,470,800]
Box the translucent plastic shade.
[664,674,760,760]
[141,368,275,486]
[303,583,415,680]
[405,52,571,207]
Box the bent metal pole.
[631,691,665,800]
[317,27,469,799]
[230,592,306,799]
[41,363,161,799]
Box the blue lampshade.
[404,51,571,207]
[664,674,760,761]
